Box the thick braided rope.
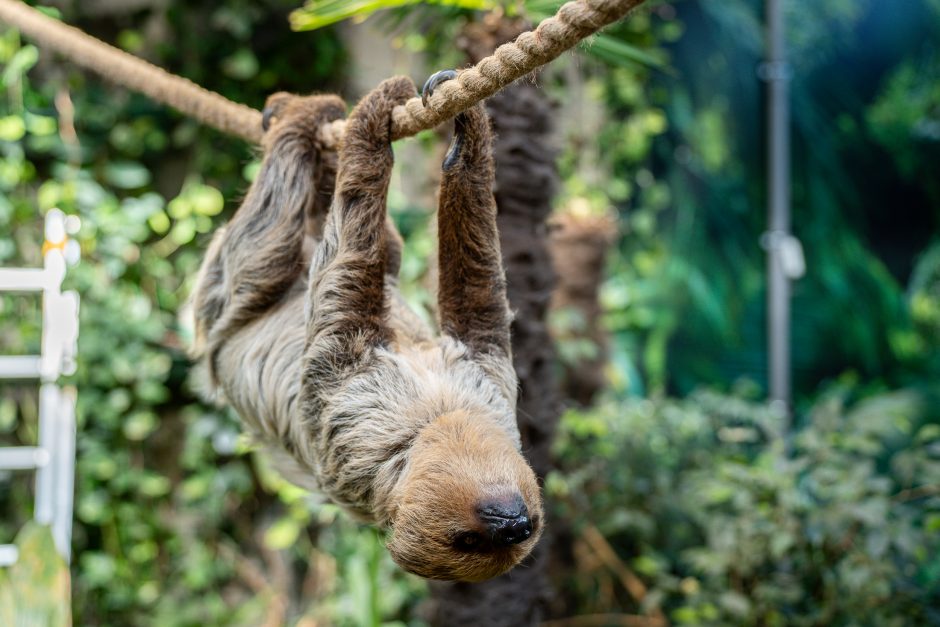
[0,0,644,146]
[385,0,644,141]
[321,0,645,146]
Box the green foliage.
[290,0,669,73]
[909,242,940,354]
[867,45,940,206]
[591,0,940,400]
[547,5,679,394]
[552,387,940,625]
[290,0,496,31]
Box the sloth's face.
[387,411,543,582]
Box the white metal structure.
[0,209,80,566]
[760,0,804,438]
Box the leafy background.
[0,0,938,625]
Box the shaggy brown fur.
[190,77,542,582]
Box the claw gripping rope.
[0,0,644,145]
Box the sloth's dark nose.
[477,495,532,546]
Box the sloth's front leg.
[190,93,345,377]
[425,71,512,360]
[303,76,417,379]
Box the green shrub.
[551,386,940,626]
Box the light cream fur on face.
[189,80,542,581]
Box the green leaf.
[148,210,171,234]
[1,44,38,85]
[264,518,301,549]
[221,48,259,80]
[169,218,196,245]
[25,112,57,136]
[0,115,25,141]
[139,475,171,497]
[167,196,191,220]
[582,34,669,70]
[190,184,225,216]
[104,161,152,189]
[290,0,494,32]
[123,411,158,441]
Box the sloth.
[189,74,543,581]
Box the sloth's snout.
[477,495,533,546]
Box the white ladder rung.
[0,446,50,470]
[0,267,52,292]
[0,544,18,567]
[0,356,42,379]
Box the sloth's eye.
[454,532,483,550]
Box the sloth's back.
[211,278,436,483]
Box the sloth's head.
[387,410,543,582]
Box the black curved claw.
[261,106,277,132]
[421,69,458,107]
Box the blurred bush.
[551,386,940,625]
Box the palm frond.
[290,0,494,31]
[527,1,669,71]
[583,33,669,70]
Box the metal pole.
[764,0,791,413]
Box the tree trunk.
[427,16,562,626]
[549,210,617,406]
